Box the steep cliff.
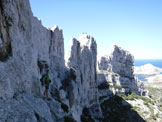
[0,0,67,121]
[0,0,65,100]
[98,45,147,96]
[67,34,98,121]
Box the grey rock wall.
[98,45,147,96]
[0,0,65,99]
[0,0,67,121]
[67,34,98,121]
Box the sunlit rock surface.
[67,34,98,121]
[98,45,147,96]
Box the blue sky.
[30,0,162,59]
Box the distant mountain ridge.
[135,59,162,68]
[134,64,162,88]
[135,64,162,75]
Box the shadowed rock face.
[81,95,146,122]
[0,1,13,61]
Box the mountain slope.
[135,64,162,75]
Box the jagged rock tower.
[67,34,98,120]
[98,45,147,96]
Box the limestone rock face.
[98,56,111,71]
[110,45,134,77]
[0,0,67,121]
[0,93,66,122]
[67,34,98,121]
[98,45,147,96]
[98,45,134,77]
[0,0,65,99]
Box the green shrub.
[150,114,157,120]
[64,115,76,122]
[160,98,162,102]
[98,70,110,74]
[131,106,139,111]
[144,101,149,106]
[116,94,127,100]
[0,42,12,62]
[114,73,119,76]
[113,85,123,90]
[60,77,71,90]
[60,69,76,90]
[141,97,152,104]
[99,96,108,101]
[81,107,95,122]
[118,92,139,100]
[61,102,69,113]
[118,92,153,104]
[98,82,109,90]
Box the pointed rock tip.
[79,33,93,39]
[68,37,78,48]
[70,37,78,45]
[112,44,130,54]
[50,25,62,32]
[113,44,121,50]
[71,37,77,41]
[79,33,96,43]
[143,64,156,68]
[78,33,96,47]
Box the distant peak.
[112,45,132,56]
[51,25,59,31]
[139,64,159,69]
[112,45,122,52]
[79,33,91,39]
[135,63,162,75]
[71,37,77,41]
[113,44,120,48]
[143,64,154,67]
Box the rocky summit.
[98,45,147,96]
[0,0,159,122]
